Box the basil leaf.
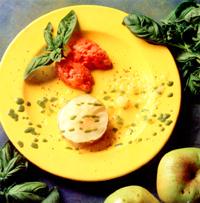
[1,156,27,182]
[177,51,200,63]
[24,10,77,80]
[6,182,49,203]
[186,69,200,95]
[123,13,164,44]
[0,143,28,184]
[56,10,77,46]
[0,142,12,170]
[49,48,62,62]
[53,34,63,49]
[44,22,55,51]
[164,0,198,22]
[24,53,53,79]
[42,187,60,203]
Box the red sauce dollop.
[56,36,112,92]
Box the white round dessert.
[58,95,108,143]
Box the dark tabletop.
[0,0,200,202]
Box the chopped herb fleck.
[168,93,174,97]
[166,120,173,126]
[50,97,58,102]
[37,97,48,108]
[134,103,139,108]
[93,103,102,106]
[42,139,48,142]
[111,89,116,93]
[158,113,171,122]
[17,105,25,112]
[34,138,39,142]
[114,143,123,147]
[167,81,174,86]
[70,115,77,120]
[66,147,73,150]
[36,124,42,128]
[76,103,82,106]
[112,128,118,133]
[91,115,99,118]
[31,142,38,149]
[26,101,31,106]
[16,98,24,105]
[115,115,124,125]
[8,109,19,121]
[68,128,75,132]
[84,129,92,133]
[131,123,136,127]
[161,127,165,131]
[103,95,111,100]
[24,127,36,134]
[129,129,134,135]
[17,141,24,148]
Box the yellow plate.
[0,5,181,181]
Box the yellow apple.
[104,185,160,203]
[157,147,200,203]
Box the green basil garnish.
[0,142,61,202]
[123,0,200,95]
[24,10,77,79]
[123,13,163,44]
[44,22,55,51]
[5,182,49,202]
[24,53,53,79]
[42,187,60,203]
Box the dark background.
[0,0,200,202]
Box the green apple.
[104,185,160,203]
[157,147,200,203]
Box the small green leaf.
[186,69,200,95]
[164,0,198,22]
[24,53,53,79]
[44,22,55,51]
[57,10,77,46]
[0,142,28,185]
[24,10,77,80]
[53,34,63,49]
[42,187,60,203]
[123,13,163,44]
[177,51,200,63]
[6,182,49,202]
[0,142,13,169]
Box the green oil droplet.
[31,142,38,149]
[17,141,24,148]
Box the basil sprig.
[0,142,60,203]
[0,142,28,185]
[123,0,200,95]
[24,10,77,79]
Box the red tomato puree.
[56,37,112,92]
